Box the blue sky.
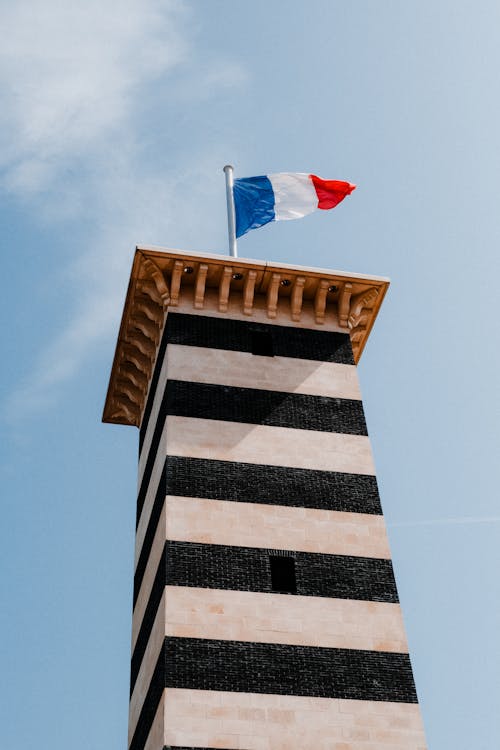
[2,1,500,748]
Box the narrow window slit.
[270,555,297,593]
[250,330,274,356]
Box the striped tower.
[103,246,427,750]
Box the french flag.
[233,173,356,238]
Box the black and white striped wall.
[128,312,426,750]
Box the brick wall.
[128,312,427,750]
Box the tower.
[103,246,427,750]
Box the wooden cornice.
[103,246,390,427]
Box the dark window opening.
[250,330,274,357]
[270,555,297,593]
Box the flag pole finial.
[223,164,238,258]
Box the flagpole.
[223,164,238,257]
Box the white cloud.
[0,0,187,192]
[1,0,246,419]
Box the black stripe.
[164,637,417,703]
[165,455,382,514]
[130,546,166,696]
[129,646,164,750]
[165,541,398,603]
[166,312,354,364]
[134,462,167,608]
[165,380,367,435]
[132,635,417,749]
[139,320,170,455]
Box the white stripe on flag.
[269,173,318,221]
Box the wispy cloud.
[2,0,246,418]
[0,0,187,193]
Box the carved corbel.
[194,264,209,309]
[122,344,150,374]
[349,322,368,362]
[350,323,367,343]
[314,279,330,324]
[118,362,148,392]
[116,379,143,405]
[218,266,233,312]
[138,279,163,306]
[290,276,305,322]
[266,273,281,319]
[338,282,353,327]
[142,258,170,306]
[242,270,257,316]
[355,311,370,329]
[108,406,131,424]
[130,313,160,344]
[348,287,379,328]
[135,299,164,325]
[169,260,184,306]
[128,330,156,359]
[112,394,140,424]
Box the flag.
[233,173,356,238]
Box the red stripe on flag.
[309,175,356,210]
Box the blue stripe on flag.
[233,176,275,237]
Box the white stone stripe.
[164,688,427,749]
[166,416,376,475]
[165,495,389,559]
[128,590,166,746]
[164,586,408,653]
[166,344,361,400]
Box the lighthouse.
[103,245,427,750]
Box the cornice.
[102,246,390,427]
